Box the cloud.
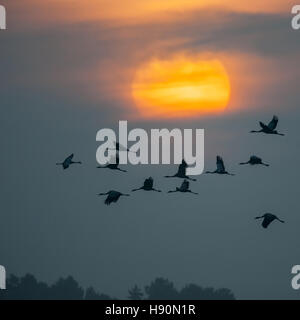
[2,3,300,120]
[7,0,294,30]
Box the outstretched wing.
[262,214,275,228]
[63,154,74,168]
[177,160,187,176]
[267,116,278,131]
[262,217,272,229]
[259,122,268,130]
[216,156,225,172]
[250,155,260,162]
[65,154,74,162]
[181,180,189,191]
[115,154,120,164]
[105,191,120,205]
[144,177,153,189]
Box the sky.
[1,0,300,299]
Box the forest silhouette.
[0,274,235,300]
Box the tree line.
[0,274,235,300]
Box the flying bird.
[98,190,130,205]
[56,154,82,170]
[97,155,127,172]
[250,115,284,136]
[165,160,196,181]
[255,213,285,229]
[239,155,269,167]
[168,179,198,195]
[132,177,162,192]
[205,156,234,176]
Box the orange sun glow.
[132,56,231,119]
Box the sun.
[132,56,231,119]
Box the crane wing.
[267,115,278,130]
[262,214,275,228]
[65,154,74,162]
[262,217,272,229]
[216,156,225,172]
[177,160,187,176]
[144,177,153,189]
[105,191,121,205]
[250,155,260,162]
[259,122,268,130]
[181,180,189,191]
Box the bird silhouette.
[165,160,196,181]
[239,155,269,167]
[250,115,284,136]
[168,179,198,195]
[56,154,82,170]
[206,156,234,176]
[255,213,285,229]
[132,177,162,192]
[98,190,130,205]
[97,155,127,172]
